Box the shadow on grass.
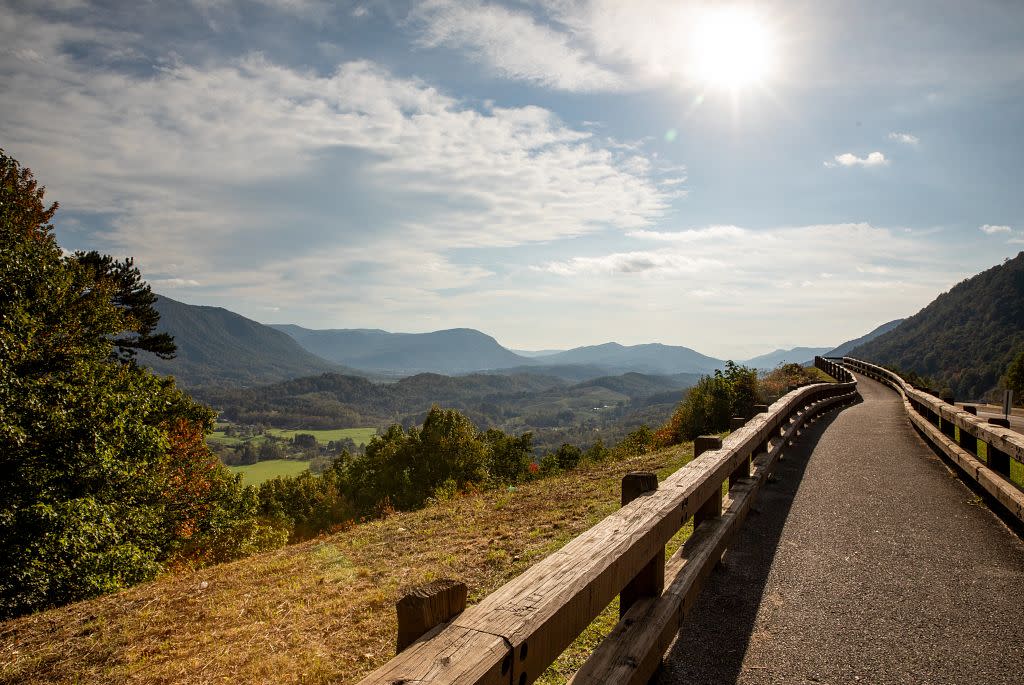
[655,398,859,685]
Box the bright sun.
[690,7,777,90]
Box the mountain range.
[143,293,902,389]
[139,296,348,387]
[269,324,527,374]
[743,346,833,370]
[825,319,904,358]
[850,252,1024,399]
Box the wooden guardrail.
[841,357,1024,523]
[357,357,858,685]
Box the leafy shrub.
[0,149,279,618]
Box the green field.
[264,427,377,445]
[227,459,310,485]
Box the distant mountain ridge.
[274,325,726,377]
[537,342,724,375]
[270,325,530,374]
[851,252,1024,399]
[825,319,904,358]
[742,346,833,370]
[139,296,346,388]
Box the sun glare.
[690,7,777,91]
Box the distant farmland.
[228,459,310,485]
[264,427,377,445]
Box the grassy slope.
[227,459,311,485]
[0,443,696,685]
[264,427,378,445]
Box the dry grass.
[1,442,695,685]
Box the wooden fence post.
[694,437,723,527]
[396,579,468,652]
[728,418,750,490]
[620,472,663,618]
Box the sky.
[2,0,1024,358]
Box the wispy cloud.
[888,132,920,145]
[825,152,889,168]
[150,278,201,288]
[0,7,670,319]
[979,224,1012,234]
[409,0,623,92]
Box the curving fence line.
[357,357,858,685]
[840,357,1024,523]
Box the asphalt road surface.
[658,373,1024,685]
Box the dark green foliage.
[657,362,764,444]
[139,295,344,388]
[723,360,759,419]
[73,251,176,361]
[253,407,658,541]
[342,406,488,512]
[483,429,534,483]
[197,368,692,456]
[852,253,1024,400]
[554,443,583,470]
[259,439,285,461]
[584,439,609,462]
[256,464,351,542]
[0,149,279,618]
[610,424,655,458]
[1002,349,1024,403]
[293,433,318,449]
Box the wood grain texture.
[356,380,858,685]
[397,580,468,652]
[569,389,857,685]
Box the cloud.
[888,132,920,145]
[409,0,623,92]
[538,252,724,276]
[826,152,889,168]
[0,7,671,319]
[979,224,1012,234]
[539,224,940,283]
[150,278,201,288]
[626,225,746,242]
[522,222,971,353]
[403,1,1024,98]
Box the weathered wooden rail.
[841,357,1024,523]
[357,357,858,685]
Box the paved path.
[659,373,1024,684]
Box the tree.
[73,251,176,361]
[483,428,533,483]
[1004,349,1024,404]
[554,443,583,470]
[0,149,279,618]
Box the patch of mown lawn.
[264,427,377,445]
[227,459,311,485]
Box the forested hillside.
[196,370,695,454]
[851,253,1024,399]
[538,342,723,375]
[140,296,346,387]
[826,318,904,358]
